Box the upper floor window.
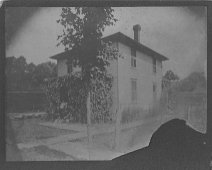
[131,79,137,102]
[153,58,156,73]
[131,48,136,68]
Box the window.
[153,58,156,73]
[153,83,157,100]
[131,79,137,102]
[131,48,136,68]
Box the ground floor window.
[153,82,157,100]
[131,79,137,102]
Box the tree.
[25,62,36,89]
[163,70,179,81]
[32,62,57,87]
[6,56,57,91]
[177,72,206,92]
[162,70,179,90]
[6,56,28,90]
[57,7,118,83]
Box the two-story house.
[50,24,168,115]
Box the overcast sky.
[6,7,207,78]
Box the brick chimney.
[133,24,141,43]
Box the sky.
[6,7,207,78]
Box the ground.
[6,110,207,161]
[11,118,76,143]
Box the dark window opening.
[131,48,136,68]
[131,79,137,102]
[153,83,157,100]
[153,58,156,73]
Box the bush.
[44,72,113,124]
[90,73,113,123]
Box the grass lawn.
[67,117,162,153]
[7,108,206,161]
[7,116,79,161]
[10,117,77,144]
[21,145,77,161]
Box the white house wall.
[117,42,163,112]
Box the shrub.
[44,72,113,124]
[90,72,113,123]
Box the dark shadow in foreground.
[110,119,210,170]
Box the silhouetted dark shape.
[111,119,209,170]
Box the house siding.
[117,42,162,111]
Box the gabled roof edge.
[50,32,169,61]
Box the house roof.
[50,32,168,61]
[50,50,72,60]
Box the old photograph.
[5,6,208,168]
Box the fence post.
[114,104,122,150]
[86,92,92,160]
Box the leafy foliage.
[163,71,206,94]
[50,7,119,123]
[162,70,179,90]
[6,56,28,91]
[176,72,206,92]
[33,62,57,87]
[6,56,57,91]
[163,70,180,81]
[44,72,113,123]
[57,7,118,81]
[160,71,207,117]
[90,71,113,123]
[44,74,88,122]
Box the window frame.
[153,58,156,73]
[131,48,136,68]
[153,82,157,100]
[131,78,137,102]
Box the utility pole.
[114,104,122,150]
[87,92,92,160]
